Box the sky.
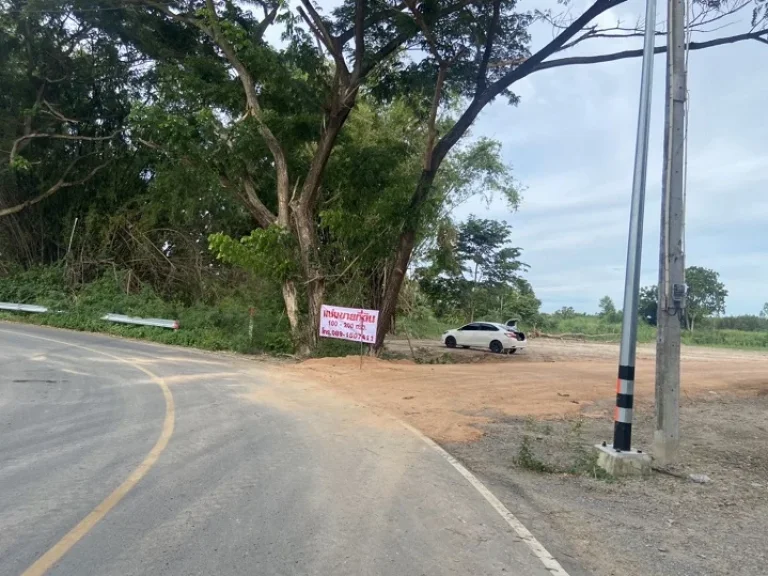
[450,0,768,315]
[277,0,768,316]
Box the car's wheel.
[508,348,517,355]
[445,336,457,348]
[489,340,503,354]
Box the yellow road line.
[0,329,175,576]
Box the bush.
[0,266,293,355]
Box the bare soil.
[291,339,768,442]
[288,338,768,576]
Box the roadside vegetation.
[535,272,768,349]
[2,1,766,355]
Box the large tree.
[417,215,532,322]
[3,0,765,353]
[685,266,728,331]
[370,0,768,349]
[0,0,141,262]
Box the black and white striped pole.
[602,0,657,468]
[612,0,657,452]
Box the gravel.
[445,393,768,576]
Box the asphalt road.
[0,323,557,576]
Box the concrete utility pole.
[654,0,687,465]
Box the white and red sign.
[319,304,379,344]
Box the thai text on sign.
[319,304,379,344]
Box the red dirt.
[289,340,768,442]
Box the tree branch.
[353,0,366,77]
[1,156,110,218]
[135,0,205,31]
[476,0,502,94]
[431,0,627,173]
[219,173,277,228]
[297,0,348,75]
[403,0,443,62]
[344,0,482,76]
[10,131,119,165]
[139,0,292,227]
[543,0,754,55]
[255,3,280,39]
[41,100,80,124]
[338,1,406,44]
[359,28,415,77]
[425,64,448,171]
[536,28,768,71]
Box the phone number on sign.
[320,328,374,343]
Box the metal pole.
[654,0,687,465]
[612,0,658,452]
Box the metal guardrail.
[0,302,49,313]
[102,313,179,330]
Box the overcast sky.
[451,0,768,315]
[293,0,767,316]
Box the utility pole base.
[652,431,680,466]
[595,444,651,477]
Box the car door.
[455,324,476,346]
[478,323,500,348]
[467,323,490,347]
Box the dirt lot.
[288,338,768,576]
[292,339,768,443]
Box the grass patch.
[569,447,615,481]
[682,329,768,349]
[532,314,768,350]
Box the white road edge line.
[397,420,571,576]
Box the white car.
[442,322,528,354]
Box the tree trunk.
[373,170,437,353]
[293,202,325,349]
[374,228,416,352]
[280,279,307,353]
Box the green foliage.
[704,315,768,332]
[538,306,768,349]
[0,265,69,309]
[541,313,657,342]
[553,306,577,320]
[682,329,768,348]
[417,215,534,323]
[598,296,621,323]
[685,266,728,331]
[398,314,458,340]
[0,266,292,355]
[761,303,768,318]
[209,226,299,282]
[639,285,658,326]
[516,436,555,474]
[640,267,729,331]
